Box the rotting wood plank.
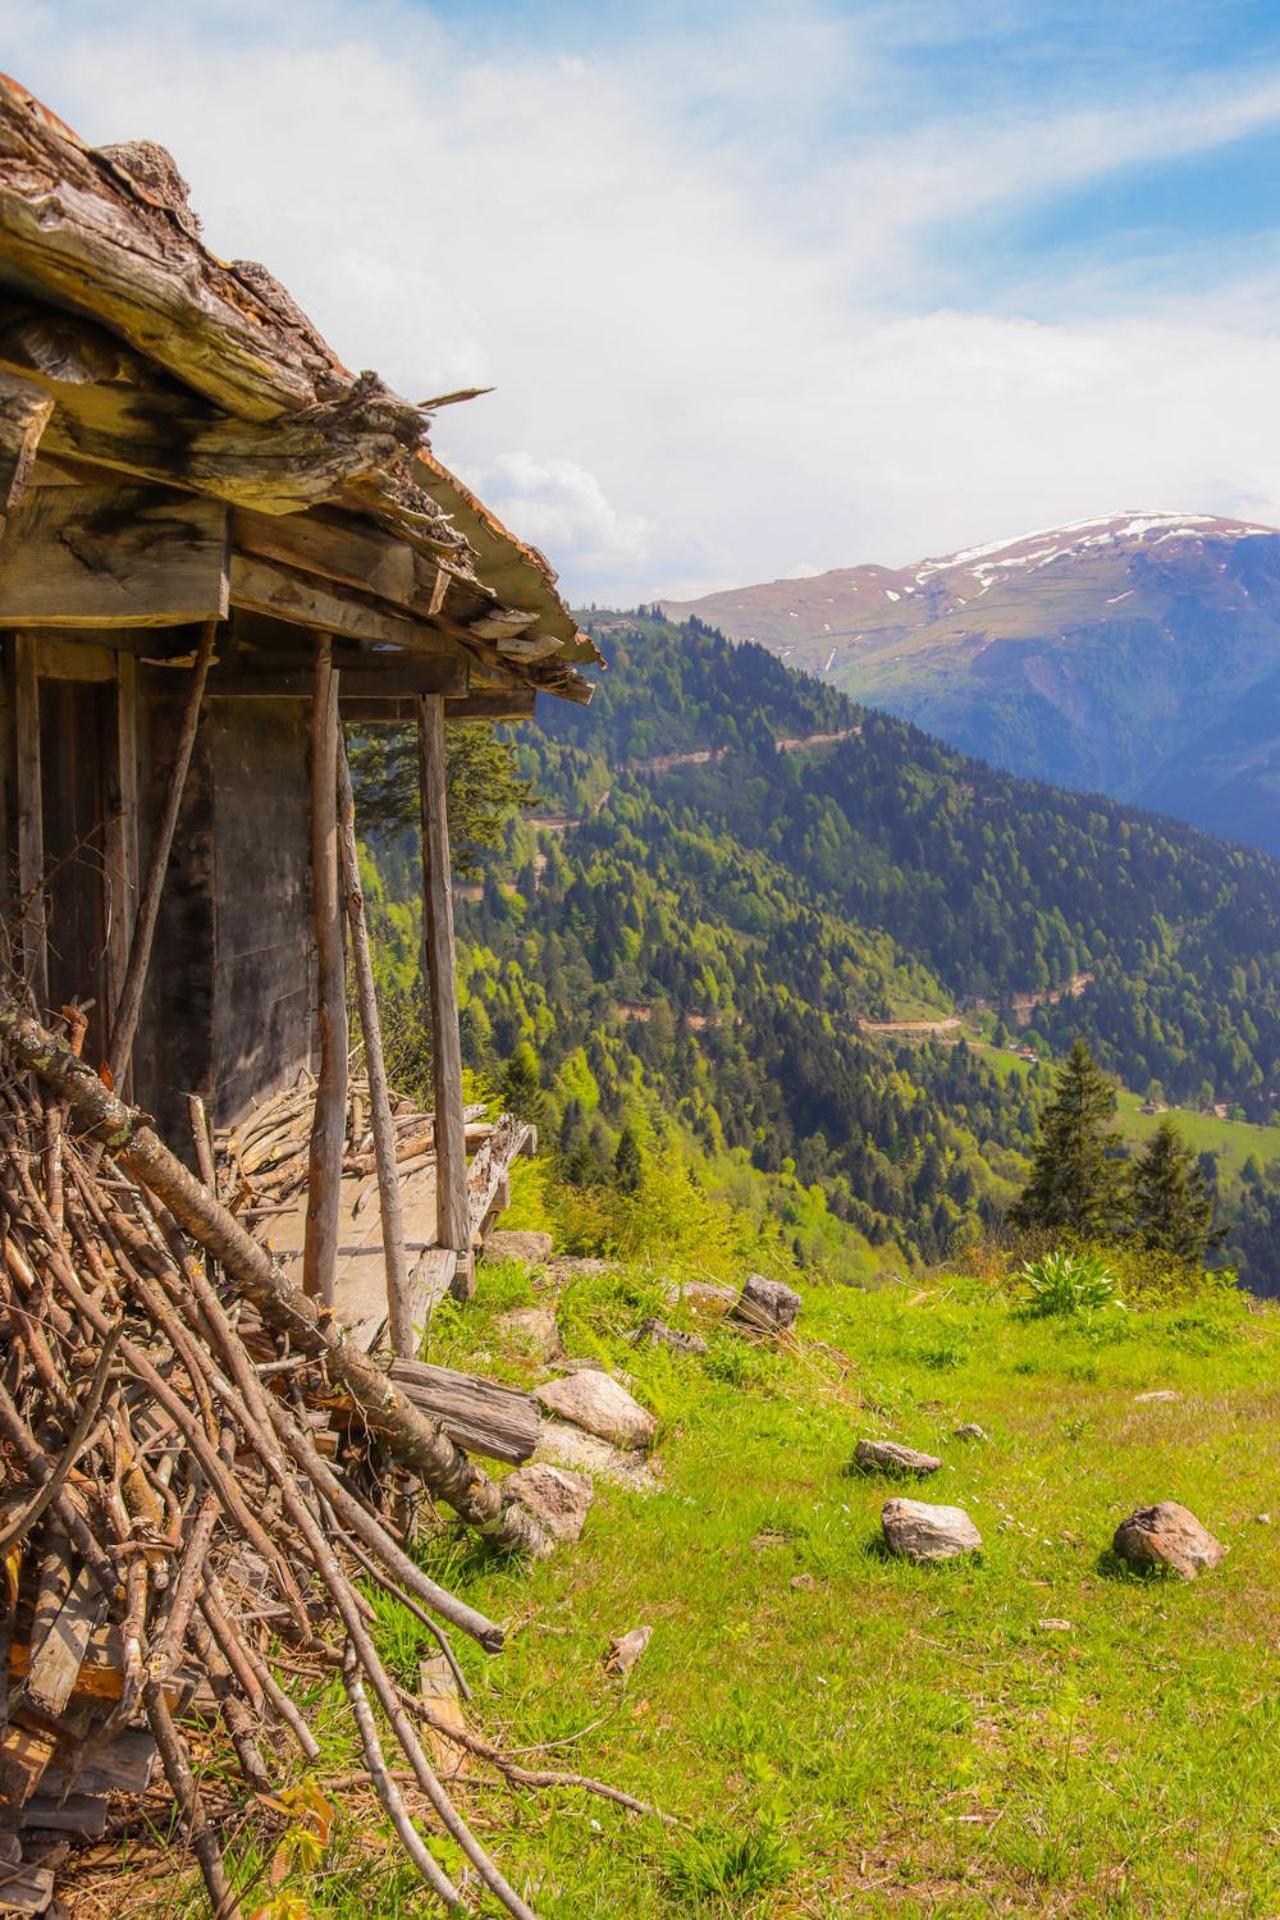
[467,1115,536,1244]
[0,369,53,533]
[0,484,230,629]
[417,694,469,1292]
[13,632,46,1007]
[385,1360,539,1466]
[230,552,459,653]
[303,635,347,1306]
[23,1562,106,1719]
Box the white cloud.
[5,1,1280,601]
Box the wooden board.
[387,1358,539,1464]
[205,655,467,699]
[0,484,230,628]
[230,553,458,653]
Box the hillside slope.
[663,513,1280,853]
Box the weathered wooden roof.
[0,72,597,702]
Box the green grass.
[229,1266,1280,1918]
[1114,1089,1280,1178]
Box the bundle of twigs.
[0,1006,662,1918]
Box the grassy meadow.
[155,1249,1280,1920]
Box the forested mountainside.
[358,613,1280,1289]
[663,514,1280,856]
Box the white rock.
[534,1419,661,1492]
[534,1369,657,1451]
[882,1498,982,1563]
[496,1307,561,1359]
[484,1229,554,1265]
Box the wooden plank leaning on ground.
[385,1362,539,1466]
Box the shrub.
[1019,1248,1122,1317]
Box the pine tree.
[1128,1119,1217,1264]
[1011,1039,1123,1238]
[499,1042,546,1126]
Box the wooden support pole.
[108,619,217,1088]
[103,652,139,1085]
[303,634,348,1306]
[13,632,46,1008]
[336,729,412,1356]
[416,694,471,1297]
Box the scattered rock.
[1133,1389,1180,1404]
[730,1273,801,1335]
[534,1419,661,1493]
[483,1229,554,1266]
[662,1280,736,1315]
[629,1316,708,1356]
[790,1572,816,1591]
[534,1369,657,1451]
[1257,1513,1273,1526]
[550,1256,614,1279]
[604,1625,652,1676]
[882,1498,982,1564]
[854,1438,941,1478]
[954,1423,988,1442]
[495,1307,561,1360]
[499,1464,593,1559]
[1112,1501,1224,1580]
[1036,1618,1073,1633]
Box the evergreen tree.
[1128,1119,1217,1264]
[346,722,535,875]
[613,1125,643,1194]
[499,1042,546,1126]
[1011,1039,1123,1238]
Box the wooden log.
[337,731,412,1356]
[107,620,217,1087]
[386,1360,539,1465]
[303,635,347,1306]
[0,484,230,628]
[417,695,469,1295]
[230,552,458,653]
[343,690,537,725]
[204,655,466,699]
[0,370,53,533]
[12,632,45,1007]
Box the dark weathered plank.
[13,632,46,1006]
[204,656,466,699]
[23,1562,106,1718]
[0,484,230,628]
[387,1359,539,1465]
[231,552,458,653]
[302,636,347,1305]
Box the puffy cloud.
[476,453,651,585]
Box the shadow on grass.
[1095,1545,1175,1583]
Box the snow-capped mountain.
[663,513,1280,855]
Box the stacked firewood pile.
[0,1006,657,1918]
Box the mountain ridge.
[662,512,1280,851]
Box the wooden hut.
[0,75,595,1314]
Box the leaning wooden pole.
[0,989,548,1564]
[417,694,471,1299]
[108,618,218,1088]
[336,730,413,1357]
[303,634,348,1306]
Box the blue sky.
[7,0,1280,599]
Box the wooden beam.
[417,694,470,1292]
[336,731,412,1357]
[302,636,348,1306]
[13,634,46,1007]
[107,621,217,1087]
[230,553,457,653]
[203,656,467,700]
[0,370,53,533]
[102,653,139,1082]
[27,634,116,682]
[0,485,230,629]
[445,691,536,723]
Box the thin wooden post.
[336,729,412,1355]
[108,619,217,1088]
[103,652,139,1088]
[303,634,348,1306]
[13,633,46,1008]
[416,694,470,1297]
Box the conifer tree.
[613,1125,643,1195]
[1011,1039,1123,1238]
[1128,1119,1217,1264]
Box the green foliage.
[346,719,535,874]
[1011,1040,1124,1239]
[663,1812,799,1904]
[1128,1117,1219,1264]
[1019,1248,1122,1316]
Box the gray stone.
[882,1498,982,1564]
[604,1625,652,1675]
[534,1419,662,1493]
[730,1272,801,1334]
[534,1369,657,1451]
[500,1464,592,1559]
[855,1438,942,1478]
[484,1230,554,1266]
[495,1307,561,1360]
[629,1316,708,1356]
[1112,1501,1224,1580]
[954,1423,988,1442]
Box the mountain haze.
[663,513,1280,853]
